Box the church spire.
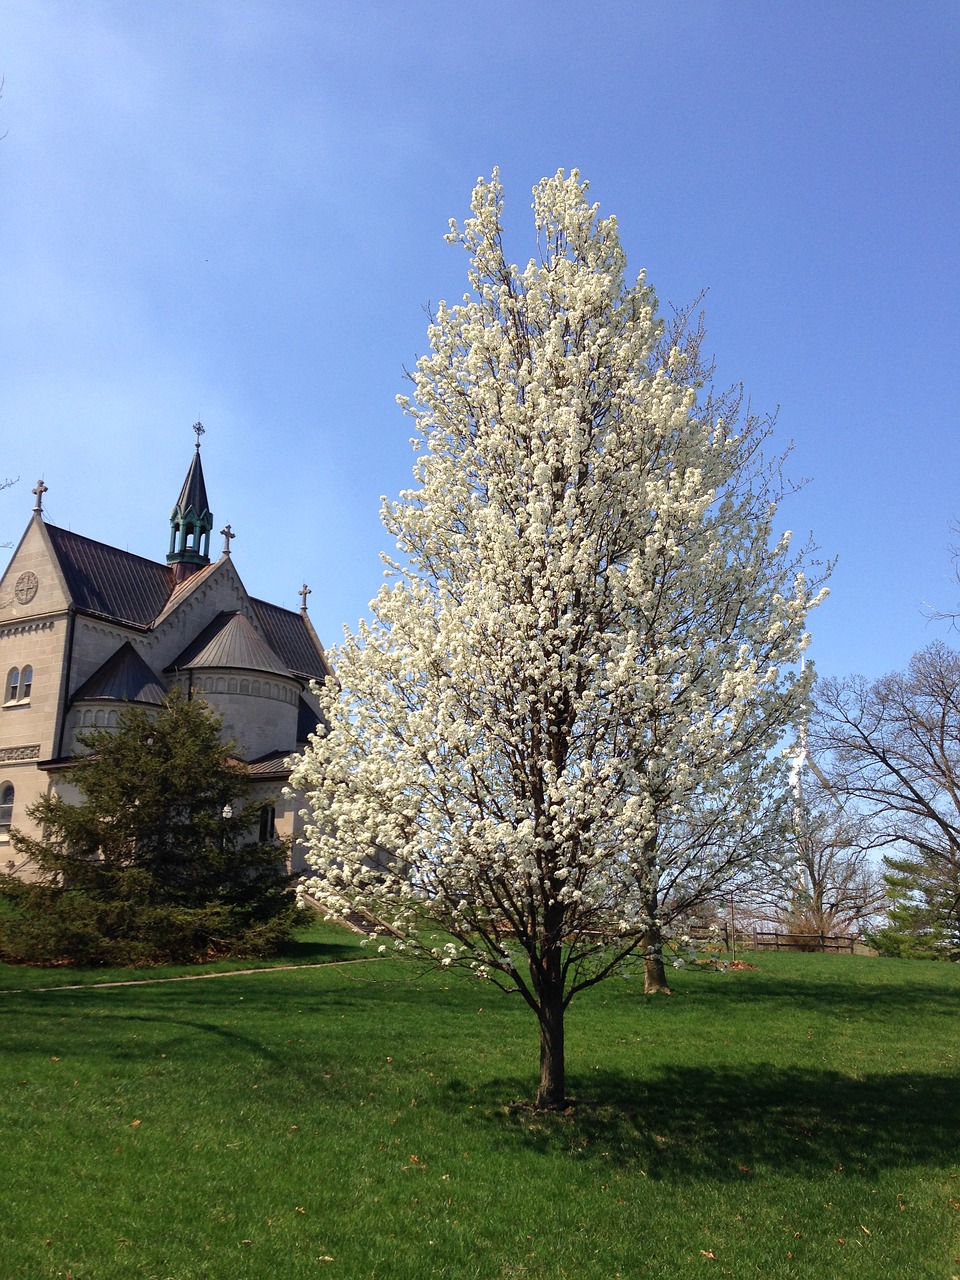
[167,424,213,580]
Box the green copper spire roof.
[167,425,214,576]
[176,445,210,519]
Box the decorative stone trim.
[74,708,119,729]
[0,619,56,640]
[79,620,135,643]
[0,744,41,762]
[14,571,39,604]
[193,674,297,704]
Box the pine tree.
[0,691,297,965]
[871,849,960,960]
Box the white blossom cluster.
[289,170,826,1011]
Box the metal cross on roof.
[193,421,205,449]
[32,479,48,513]
[299,583,312,612]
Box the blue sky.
[1,1,958,681]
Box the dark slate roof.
[72,642,167,705]
[45,524,174,627]
[43,522,329,680]
[175,448,210,518]
[251,598,330,682]
[245,750,293,779]
[297,696,321,744]
[166,611,290,677]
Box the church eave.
[37,756,82,773]
[244,750,295,780]
[170,661,301,684]
[72,607,153,632]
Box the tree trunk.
[533,937,566,1109]
[536,986,566,1109]
[643,927,672,995]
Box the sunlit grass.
[1,941,958,1278]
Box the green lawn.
[1,936,958,1279]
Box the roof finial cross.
[299,583,312,613]
[220,524,235,556]
[193,421,205,450]
[32,479,48,513]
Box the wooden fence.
[689,925,855,954]
[752,930,855,954]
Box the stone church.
[0,433,332,876]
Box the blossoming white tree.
[291,171,825,1109]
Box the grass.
[0,917,369,990]
[1,934,958,1279]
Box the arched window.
[0,783,13,830]
[259,805,276,842]
[4,667,33,703]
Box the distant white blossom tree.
[291,171,825,1109]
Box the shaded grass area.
[0,916,368,989]
[1,947,959,1278]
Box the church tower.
[167,423,213,581]
[0,426,332,879]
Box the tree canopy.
[291,170,825,1107]
[811,641,960,959]
[0,691,297,965]
[773,762,885,940]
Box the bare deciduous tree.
[810,642,960,955]
[782,774,886,937]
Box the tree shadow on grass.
[276,935,367,963]
[0,1001,298,1069]
[0,979,371,1072]
[680,968,960,1019]
[446,1064,960,1179]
